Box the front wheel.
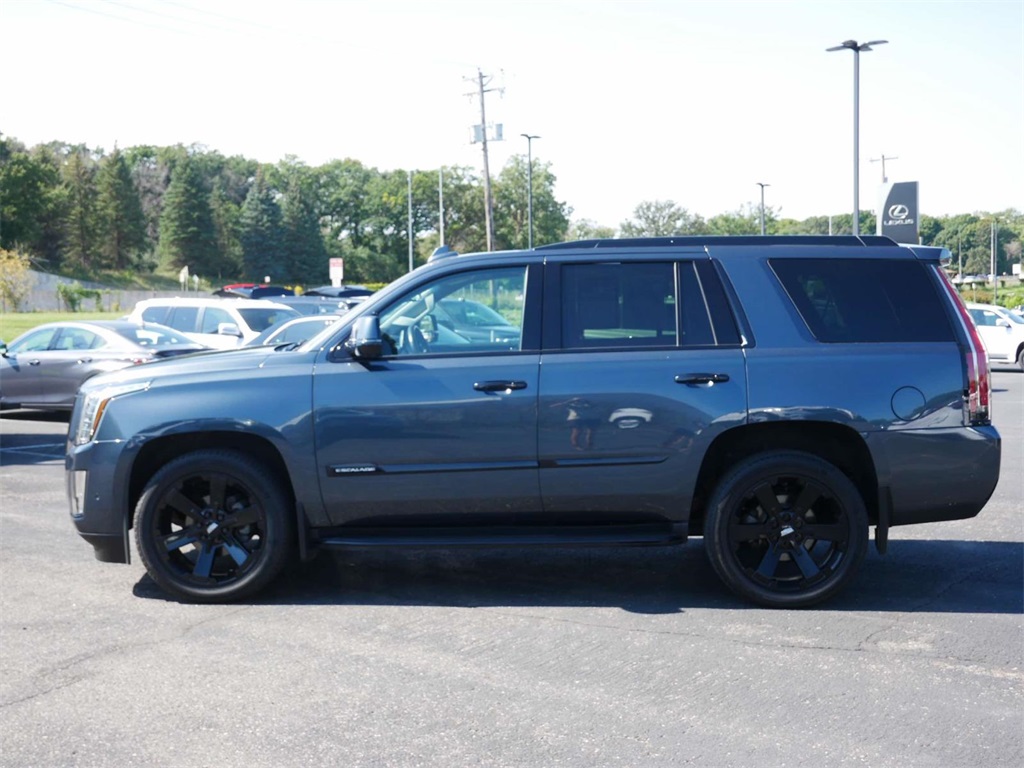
[704,451,868,608]
[134,450,293,602]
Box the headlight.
[74,381,151,446]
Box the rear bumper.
[875,425,1001,526]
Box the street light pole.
[521,133,540,249]
[827,38,887,236]
[756,182,770,236]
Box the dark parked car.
[271,295,358,316]
[1,321,204,411]
[302,285,374,300]
[66,236,1000,607]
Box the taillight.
[935,267,991,425]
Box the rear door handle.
[474,380,528,392]
[675,373,730,385]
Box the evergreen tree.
[61,148,98,270]
[96,147,147,269]
[157,155,219,274]
[239,167,285,282]
[281,171,327,284]
[209,177,243,278]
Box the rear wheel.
[134,450,293,602]
[704,451,868,608]
[1016,346,1023,372]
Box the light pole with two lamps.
[826,38,887,236]
[521,133,541,249]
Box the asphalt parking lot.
[1,374,1021,768]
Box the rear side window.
[771,258,955,343]
[140,305,169,325]
[167,306,200,333]
[559,262,730,349]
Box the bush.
[57,281,103,312]
[0,248,36,312]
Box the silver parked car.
[0,321,205,412]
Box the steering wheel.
[401,324,428,355]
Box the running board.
[313,523,687,549]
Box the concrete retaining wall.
[13,270,200,314]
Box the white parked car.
[128,298,300,349]
[966,302,1024,371]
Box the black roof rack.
[535,235,897,251]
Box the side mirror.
[217,322,243,338]
[346,315,384,359]
[0,341,7,357]
[996,319,1011,329]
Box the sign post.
[329,258,344,288]
[877,181,920,243]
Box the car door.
[538,259,748,521]
[312,264,542,526]
[0,327,61,407]
[969,307,1012,362]
[42,326,107,408]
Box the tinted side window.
[770,258,955,343]
[166,306,200,333]
[561,263,677,348]
[140,306,169,325]
[201,306,234,333]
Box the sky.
[2,0,1022,229]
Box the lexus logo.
[888,204,910,219]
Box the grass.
[0,312,123,343]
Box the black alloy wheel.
[134,450,293,602]
[704,451,868,608]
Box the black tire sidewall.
[704,451,868,608]
[134,449,293,603]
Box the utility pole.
[521,134,540,248]
[870,154,899,183]
[467,69,503,252]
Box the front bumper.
[66,438,133,564]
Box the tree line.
[0,133,1020,287]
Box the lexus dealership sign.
[877,182,919,243]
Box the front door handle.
[474,380,528,393]
[675,373,730,385]
[29,359,42,366]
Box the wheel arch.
[688,421,879,535]
[128,431,297,529]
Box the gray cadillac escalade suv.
[66,235,1001,607]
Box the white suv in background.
[128,298,300,349]
[967,302,1024,371]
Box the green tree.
[209,177,243,279]
[157,155,219,275]
[239,167,285,282]
[61,147,99,270]
[621,201,708,237]
[96,147,147,269]
[0,137,64,268]
[492,156,571,249]
[279,161,328,284]
[568,219,617,240]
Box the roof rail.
[535,235,898,251]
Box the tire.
[704,451,868,608]
[1016,347,1024,373]
[134,449,294,603]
